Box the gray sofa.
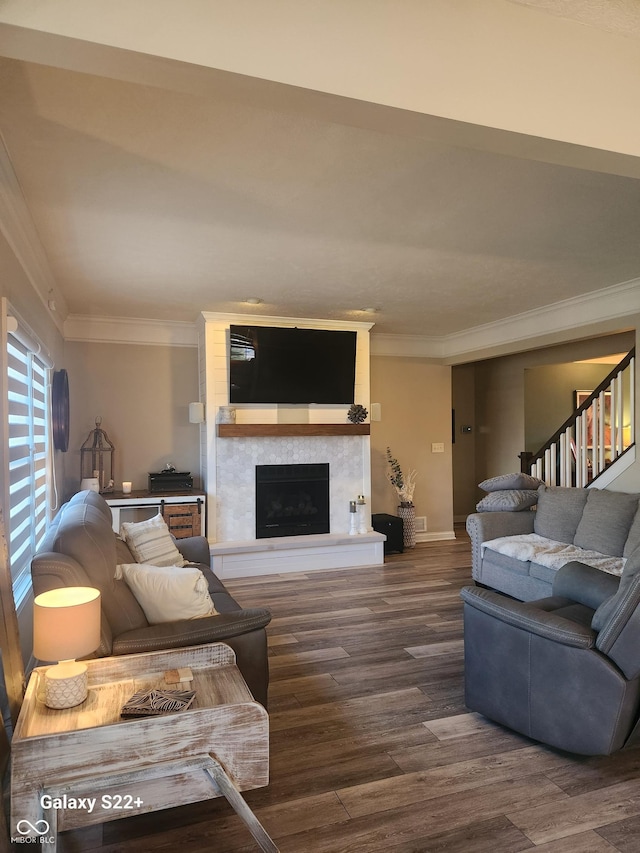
[467,485,640,601]
[31,490,272,705]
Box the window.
[6,331,49,604]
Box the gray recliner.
[460,545,640,755]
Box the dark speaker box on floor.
[371,513,404,555]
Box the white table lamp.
[33,587,101,709]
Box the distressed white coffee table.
[11,643,277,851]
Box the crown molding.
[64,279,639,353]
[371,277,640,360]
[370,333,445,359]
[64,315,198,347]
[440,277,640,362]
[0,133,67,336]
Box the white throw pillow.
[115,563,217,624]
[120,513,186,567]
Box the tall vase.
[397,505,416,549]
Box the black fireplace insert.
[255,463,330,538]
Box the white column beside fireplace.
[198,312,384,577]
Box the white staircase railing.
[520,349,635,487]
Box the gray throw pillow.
[476,490,539,512]
[533,485,588,544]
[479,472,544,492]
[592,545,640,634]
[574,489,640,557]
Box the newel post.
[519,451,533,474]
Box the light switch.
[431,442,445,453]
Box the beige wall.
[370,356,453,538]
[63,341,200,501]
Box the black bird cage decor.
[80,417,115,493]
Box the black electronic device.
[371,513,404,555]
[229,325,357,404]
[148,472,193,493]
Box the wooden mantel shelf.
[217,423,370,437]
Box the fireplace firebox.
[256,463,330,539]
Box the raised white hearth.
[210,531,385,579]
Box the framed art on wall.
[574,389,612,448]
[51,368,70,452]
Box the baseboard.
[415,530,457,543]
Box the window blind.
[7,334,49,602]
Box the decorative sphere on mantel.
[347,404,368,424]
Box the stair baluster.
[520,349,635,486]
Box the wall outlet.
[431,442,445,453]
[415,516,427,533]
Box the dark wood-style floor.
[59,529,640,853]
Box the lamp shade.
[33,587,101,662]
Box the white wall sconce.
[188,402,205,424]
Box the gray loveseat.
[467,485,640,601]
[31,490,272,705]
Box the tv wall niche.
[229,325,357,405]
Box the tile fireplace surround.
[198,313,384,578]
[218,436,362,541]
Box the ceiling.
[511,0,640,38]
[1,4,640,340]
